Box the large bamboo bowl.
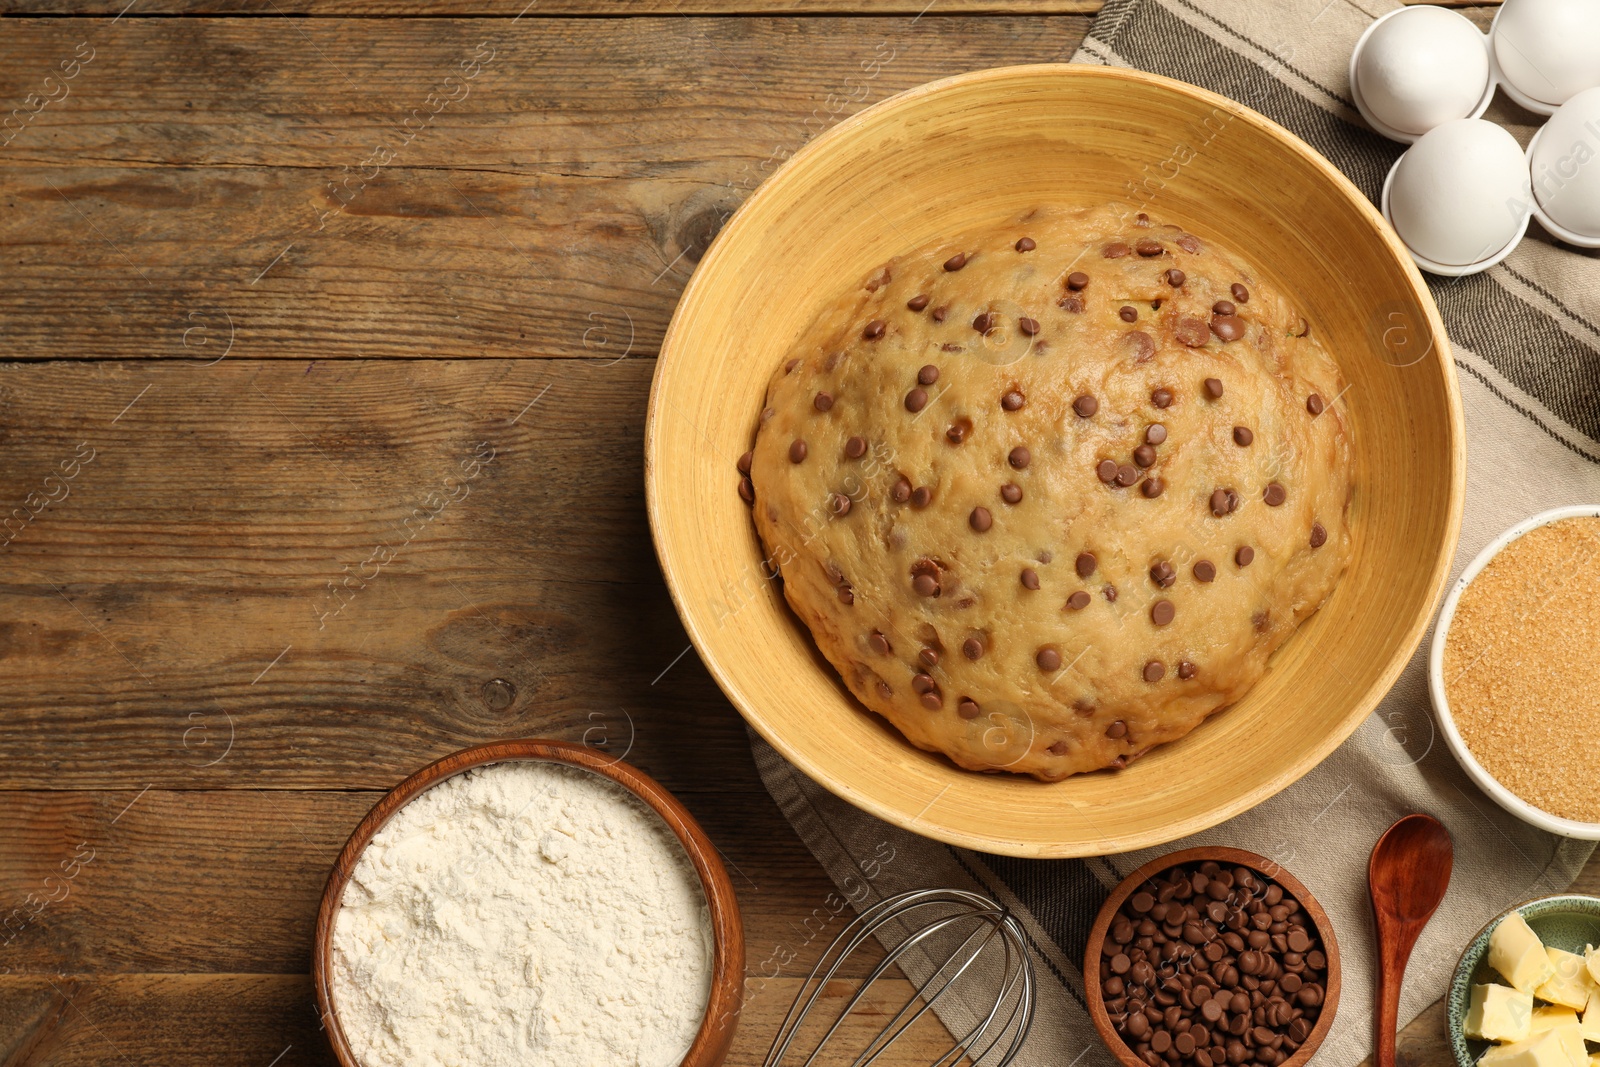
[646,65,1463,858]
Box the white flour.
[330,760,713,1067]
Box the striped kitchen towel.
[751,1,1600,1064]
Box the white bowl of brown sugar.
[1429,505,1600,839]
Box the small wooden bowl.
[1083,847,1342,1067]
[311,739,744,1067]
[645,63,1464,857]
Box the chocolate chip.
[920,692,942,710]
[1175,315,1209,347]
[957,698,981,719]
[1143,660,1165,682]
[1151,600,1175,626]
[1232,426,1255,447]
[738,476,754,504]
[959,637,983,661]
[1306,393,1325,416]
[1115,465,1139,488]
[1108,720,1129,738]
[1074,394,1099,418]
[1018,317,1040,336]
[869,631,890,655]
[1310,522,1327,548]
[1236,546,1255,567]
[1067,271,1090,290]
[1002,390,1025,411]
[863,319,886,340]
[1037,647,1062,671]
[1097,459,1118,483]
[1124,331,1156,362]
[1146,424,1167,445]
[973,311,996,333]
[1021,568,1040,590]
[1075,552,1097,578]
[920,648,939,667]
[969,507,992,532]
[845,435,867,458]
[1150,561,1176,588]
[1068,590,1091,610]
[943,252,968,271]
[1166,268,1186,287]
[838,587,854,605]
[904,388,929,413]
[1178,234,1202,253]
[1047,740,1069,756]
[1141,477,1165,498]
[891,477,911,503]
[946,421,969,444]
[1136,240,1164,257]
[814,392,834,412]
[1058,295,1083,313]
[911,486,932,508]
[1015,236,1036,252]
[1213,300,1236,316]
[1231,283,1250,303]
[1194,560,1216,582]
[1119,306,1138,323]
[1211,315,1245,342]
[1001,483,1022,504]
[1104,243,1130,259]
[1178,661,1196,679]
[931,305,948,323]
[1134,444,1157,468]
[1009,446,1032,470]
[1294,316,1311,337]
[1152,387,1174,408]
[830,493,851,516]
[1210,488,1235,516]
[918,364,940,386]
[913,574,939,597]
[789,440,808,463]
[1263,482,1287,507]
[907,293,930,311]
[1204,377,1224,399]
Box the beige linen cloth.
[749,0,1600,1063]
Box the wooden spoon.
[1368,813,1454,1067]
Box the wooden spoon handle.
[1374,917,1421,1067]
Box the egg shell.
[1356,7,1491,136]
[1494,0,1600,107]
[1531,87,1600,237]
[1389,119,1529,267]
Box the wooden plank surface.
[0,4,1571,1067]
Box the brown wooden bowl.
[1083,847,1342,1067]
[646,63,1464,857]
[311,739,744,1067]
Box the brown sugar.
[1443,517,1600,824]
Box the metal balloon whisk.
[762,888,1036,1067]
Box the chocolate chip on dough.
[738,477,754,504]
[963,637,984,660]
[1097,459,1118,484]
[845,435,867,458]
[829,493,851,516]
[1150,561,1176,588]
[1152,387,1174,408]
[1037,647,1063,671]
[891,477,912,503]
[911,486,932,508]
[907,293,930,311]
[1134,444,1157,468]
[1009,446,1032,470]
[1213,300,1236,316]
[863,319,886,340]
[1021,568,1041,590]
[1264,482,1287,507]
[1231,283,1250,303]
[1146,424,1167,445]
[1233,426,1253,446]
[1236,545,1255,567]
[1115,465,1139,488]
[969,507,993,532]
[1000,483,1023,504]
[1307,393,1325,416]
[904,388,928,413]
[958,699,981,719]
[1141,477,1165,498]
[1076,552,1098,578]
[789,440,808,463]
[1210,488,1239,516]
[1211,315,1246,342]
[1166,268,1186,287]
[1119,306,1138,323]
[814,392,834,412]
[1068,590,1092,610]
[1015,237,1036,252]
[1178,661,1197,679]
[913,574,939,597]
[1104,243,1131,259]
[973,311,997,333]
[1107,719,1129,738]
[1143,660,1166,682]
[1067,271,1090,290]
[1204,377,1225,399]
[944,252,968,271]
[1018,317,1040,336]
[1310,522,1328,548]
[869,631,891,655]
[918,364,940,385]
[1136,240,1164,257]
[1194,560,1216,582]
[1074,394,1099,418]
[737,451,753,474]
[1002,390,1026,411]
[1151,600,1175,626]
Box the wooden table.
[0,2,1587,1065]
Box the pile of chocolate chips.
[1098,861,1329,1066]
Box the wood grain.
[0,0,1495,13]
[0,15,1085,361]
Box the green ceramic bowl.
[1448,894,1600,1065]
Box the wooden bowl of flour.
[312,739,744,1067]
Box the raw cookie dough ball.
[746,205,1352,780]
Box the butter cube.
[1467,982,1534,1042]
[1478,1030,1579,1067]
[1581,988,1600,1044]
[1530,1005,1580,1034]
[1535,947,1595,1010]
[1549,1022,1587,1067]
[1492,912,1555,994]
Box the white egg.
[1389,119,1529,267]
[1531,86,1600,237]
[1494,0,1600,107]
[1355,7,1490,136]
